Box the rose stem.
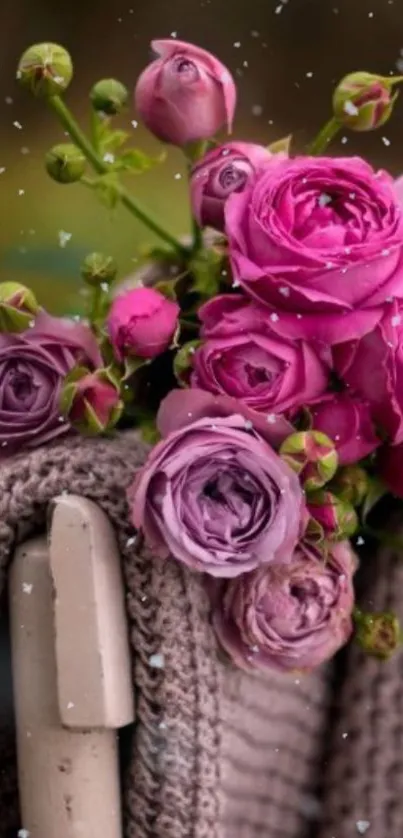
[47,95,189,258]
[307,117,340,156]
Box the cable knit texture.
[0,434,332,838]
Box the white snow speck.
[356,536,365,546]
[67,702,75,709]
[267,414,277,424]
[251,104,263,116]
[21,147,30,155]
[368,11,374,17]
[342,732,349,739]
[233,41,241,48]
[243,60,249,68]
[22,583,33,595]
[18,189,25,196]
[279,286,290,296]
[18,830,30,838]
[318,193,332,207]
[306,71,314,78]
[170,31,178,38]
[103,152,115,163]
[382,136,391,146]
[244,420,253,430]
[250,29,260,37]
[131,120,138,128]
[356,822,370,835]
[159,721,167,729]
[270,312,279,322]
[149,653,165,669]
[344,100,359,116]
[174,172,182,180]
[126,537,136,548]
[0,168,5,175]
[13,120,23,130]
[341,136,348,144]
[391,314,401,326]
[382,249,390,256]
[275,4,283,12]
[58,230,72,248]
[232,279,241,288]
[5,96,13,105]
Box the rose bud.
[308,490,358,541]
[0,282,39,333]
[90,78,129,115]
[330,465,369,507]
[17,42,73,97]
[354,609,402,660]
[279,431,338,492]
[45,143,86,184]
[212,540,356,672]
[60,367,123,435]
[81,252,118,287]
[107,286,180,361]
[134,39,236,146]
[332,71,403,132]
[191,142,273,231]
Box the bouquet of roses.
[8,38,403,673]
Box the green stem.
[47,95,188,257]
[307,117,341,156]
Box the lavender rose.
[212,541,356,671]
[129,388,303,578]
[226,156,403,345]
[0,311,101,454]
[191,294,329,414]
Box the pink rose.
[107,287,179,361]
[226,156,403,345]
[212,541,356,671]
[190,142,273,231]
[134,39,236,146]
[129,388,302,578]
[379,442,403,498]
[191,294,329,414]
[310,393,380,464]
[334,301,403,444]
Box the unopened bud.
[173,340,201,385]
[355,609,402,660]
[60,366,123,435]
[0,282,39,332]
[333,71,403,131]
[308,490,358,541]
[17,43,73,97]
[330,465,369,507]
[280,430,338,492]
[45,143,86,184]
[81,252,118,286]
[90,79,129,115]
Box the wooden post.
[9,495,135,838]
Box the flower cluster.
[11,38,403,671]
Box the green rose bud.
[330,465,369,507]
[0,282,39,332]
[355,610,402,660]
[89,79,129,115]
[308,490,358,541]
[173,340,201,386]
[333,71,403,131]
[45,143,86,184]
[60,366,123,435]
[17,42,73,97]
[279,430,338,492]
[81,252,118,287]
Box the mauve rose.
[334,301,403,444]
[190,142,273,231]
[226,156,403,345]
[107,287,179,361]
[129,388,302,578]
[212,541,356,671]
[134,39,236,146]
[191,294,329,414]
[0,311,101,454]
[310,393,380,464]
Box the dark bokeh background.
[1,0,402,311]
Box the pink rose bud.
[107,287,180,361]
[333,71,403,131]
[308,490,358,541]
[134,39,236,146]
[191,142,272,231]
[60,367,123,435]
[330,465,369,507]
[0,282,39,332]
[354,609,402,660]
[279,430,338,492]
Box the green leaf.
[114,147,166,175]
[138,417,161,445]
[267,134,292,155]
[190,248,223,299]
[92,172,121,209]
[173,340,201,385]
[361,476,388,523]
[101,129,130,154]
[122,355,149,381]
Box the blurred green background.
[1,0,403,313]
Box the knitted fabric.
[0,434,330,838]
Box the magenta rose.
[129,388,302,578]
[226,156,403,345]
[191,294,329,415]
[310,393,380,464]
[107,287,179,361]
[212,541,356,671]
[0,311,101,455]
[190,142,273,231]
[334,301,403,444]
[134,39,236,146]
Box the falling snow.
[356,822,371,835]
[344,101,359,116]
[382,136,391,146]
[22,583,33,595]
[149,653,165,669]
[58,230,72,248]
